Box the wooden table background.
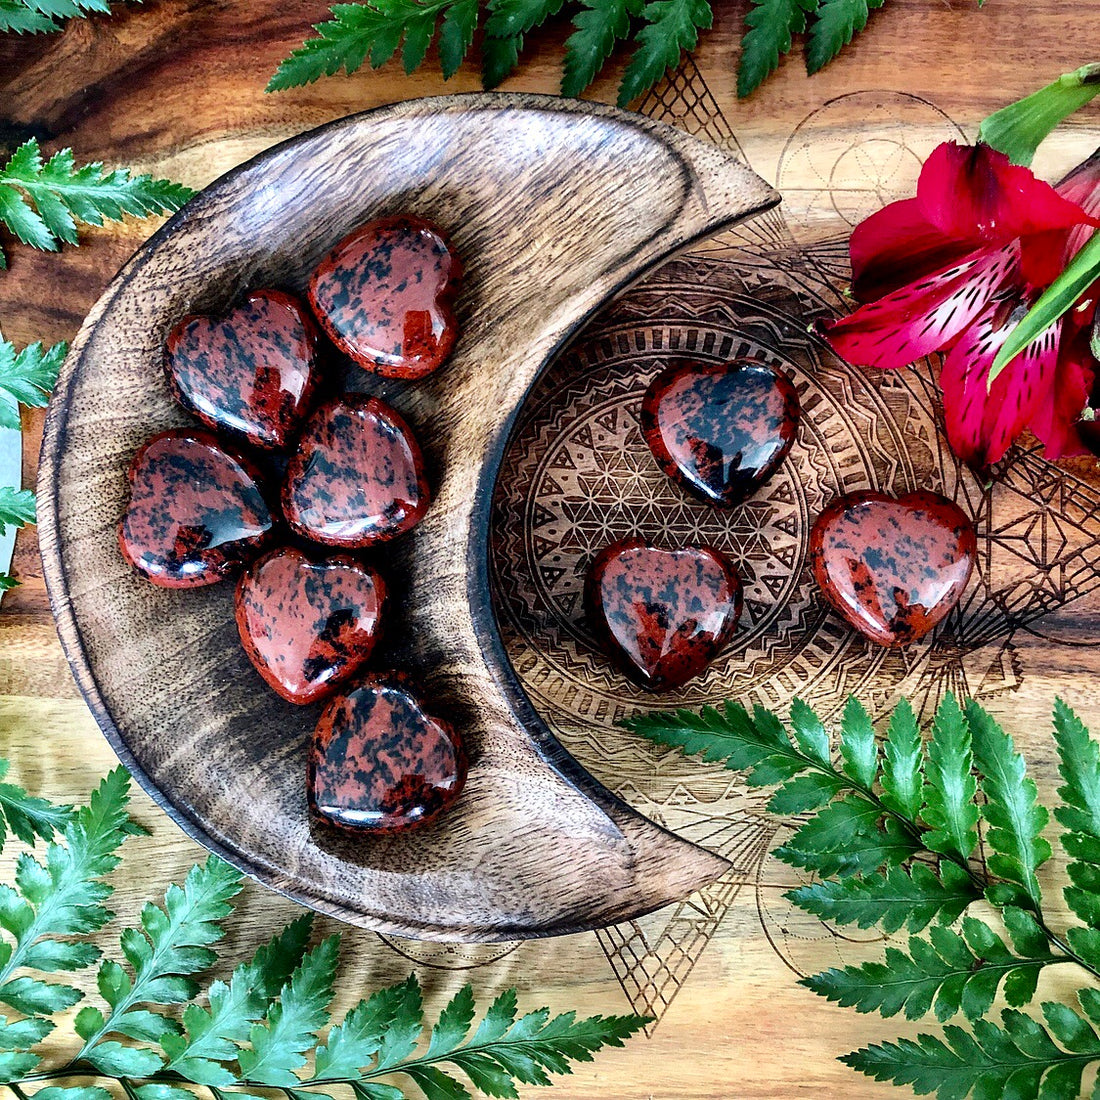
[5,1,1100,1096]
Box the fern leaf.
[0,338,66,432]
[880,697,923,819]
[0,1,62,35]
[80,855,243,1071]
[0,768,136,1017]
[805,0,884,74]
[562,0,641,97]
[0,140,191,259]
[965,699,1051,909]
[437,0,477,76]
[843,1008,1100,1100]
[314,977,415,1080]
[617,0,712,106]
[804,916,1056,1024]
[776,796,918,877]
[788,860,980,934]
[921,693,979,863]
[737,0,818,98]
[163,914,313,1085]
[839,696,877,789]
[0,488,35,537]
[0,757,73,850]
[238,935,340,1086]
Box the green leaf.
[238,935,341,1086]
[0,338,66,432]
[1053,697,1100,841]
[0,139,191,256]
[966,699,1051,908]
[788,860,980,934]
[0,768,135,1015]
[165,914,313,1085]
[617,0,712,106]
[991,229,1100,383]
[805,0,883,74]
[0,756,74,849]
[789,697,831,766]
[841,1010,1100,1100]
[0,487,35,537]
[839,696,877,789]
[737,0,817,98]
[880,697,923,819]
[481,33,521,88]
[980,62,1100,166]
[314,976,413,1080]
[267,0,462,90]
[0,1013,53,1048]
[81,856,242,1059]
[767,772,845,815]
[0,1050,40,1080]
[921,693,979,863]
[31,1088,113,1100]
[0,1,63,35]
[427,985,476,1058]
[561,0,641,97]
[625,702,813,788]
[777,796,918,877]
[402,1066,469,1100]
[374,976,424,1071]
[83,1041,164,1077]
[804,917,1055,1024]
[437,0,477,77]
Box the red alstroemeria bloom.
[818,141,1100,468]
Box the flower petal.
[849,198,971,302]
[1057,150,1100,262]
[940,294,1061,468]
[820,246,1017,370]
[1029,303,1095,458]
[918,142,1098,248]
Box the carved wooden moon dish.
[38,93,779,941]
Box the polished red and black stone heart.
[810,490,976,648]
[308,673,467,832]
[282,393,430,548]
[309,215,462,379]
[641,359,800,508]
[119,430,274,588]
[586,538,743,691]
[235,547,386,705]
[165,290,320,451]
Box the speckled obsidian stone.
[641,359,800,508]
[282,394,430,548]
[166,290,321,451]
[308,673,467,832]
[586,538,743,691]
[810,490,977,648]
[309,215,462,379]
[236,547,386,705]
[119,429,273,588]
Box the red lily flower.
[818,141,1100,468]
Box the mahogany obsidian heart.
[165,290,321,451]
[119,429,273,588]
[308,215,462,379]
[235,547,386,705]
[586,538,743,691]
[282,393,430,548]
[641,359,800,508]
[810,490,977,648]
[308,673,468,833]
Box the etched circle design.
[376,934,522,970]
[489,290,929,785]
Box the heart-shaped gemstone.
[282,394,430,548]
[309,215,462,379]
[165,289,320,451]
[810,490,976,647]
[641,359,800,507]
[119,429,273,588]
[235,547,386,705]
[308,673,467,832]
[586,539,743,691]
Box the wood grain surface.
[6,1,1100,1096]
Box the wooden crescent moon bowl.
[38,93,780,941]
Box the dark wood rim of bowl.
[37,92,781,937]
